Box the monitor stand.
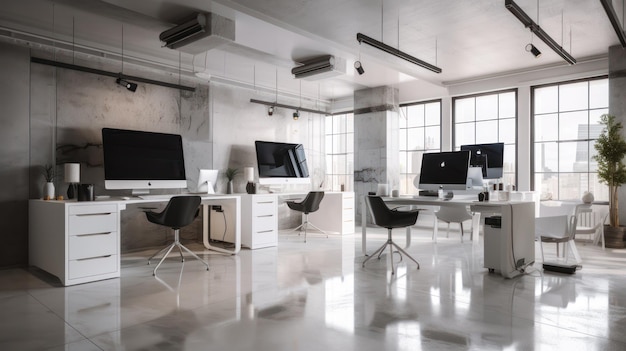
[131,189,150,196]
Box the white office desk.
[29,194,240,286]
[360,196,535,278]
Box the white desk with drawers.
[361,196,536,278]
[29,194,241,286]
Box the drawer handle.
[256,201,275,204]
[77,255,112,261]
[257,230,274,234]
[76,212,113,217]
[258,214,274,218]
[76,232,112,237]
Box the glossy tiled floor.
[2,225,626,351]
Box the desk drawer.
[69,254,118,280]
[252,229,277,246]
[69,231,117,260]
[68,204,118,215]
[253,199,277,217]
[255,214,276,231]
[69,212,118,236]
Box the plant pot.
[226,180,234,194]
[604,225,626,249]
[43,182,55,200]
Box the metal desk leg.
[202,197,241,255]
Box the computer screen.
[418,151,471,191]
[102,128,187,193]
[255,141,310,184]
[460,143,504,179]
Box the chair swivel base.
[362,228,419,275]
[148,229,209,276]
[293,220,328,243]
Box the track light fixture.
[293,111,300,120]
[505,0,576,65]
[525,43,541,58]
[599,0,626,47]
[268,106,274,116]
[354,60,364,75]
[116,77,137,92]
[250,99,328,115]
[356,33,442,73]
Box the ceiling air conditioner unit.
[291,55,345,80]
[159,12,235,55]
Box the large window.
[399,100,441,195]
[532,77,609,201]
[325,113,354,191]
[453,90,517,186]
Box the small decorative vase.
[43,182,55,200]
[582,191,594,204]
[227,180,234,194]
[246,181,256,194]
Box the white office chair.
[535,204,583,264]
[575,205,608,250]
[434,206,473,240]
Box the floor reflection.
[2,226,626,350]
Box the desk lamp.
[64,163,80,199]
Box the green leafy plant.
[41,164,55,182]
[593,114,626,227]
[224,167,239,182]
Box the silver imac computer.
[197,169,218,194]
[466,166,485,189]
[417,151,471,195]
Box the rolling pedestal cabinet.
[240,194,278,249]
[29,200,122,286]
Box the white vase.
[582,191,594,204]
[43,182,55,199]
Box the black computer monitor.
[255,141,310,184]
[102,128,187,194]
[460,143,504,179]
[418,151,471,191]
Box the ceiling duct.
[291,55,345,80]
[159,12,235,55]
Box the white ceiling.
[0,0,622,104]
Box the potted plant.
[224,167,239,194]
[41,164,56,200]
[593,114,626,248]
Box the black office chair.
[145,196,209,276]
[286,191,326,242]
[364,195,420,275]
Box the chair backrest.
[150,196,202,229]
[365,195,419,229]
[435,206,472,223]
[365,196,393,227]
[535,214,576,240]
[301,191,325,213]
[576,205,608,230]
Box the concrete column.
[353,86,399,223]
